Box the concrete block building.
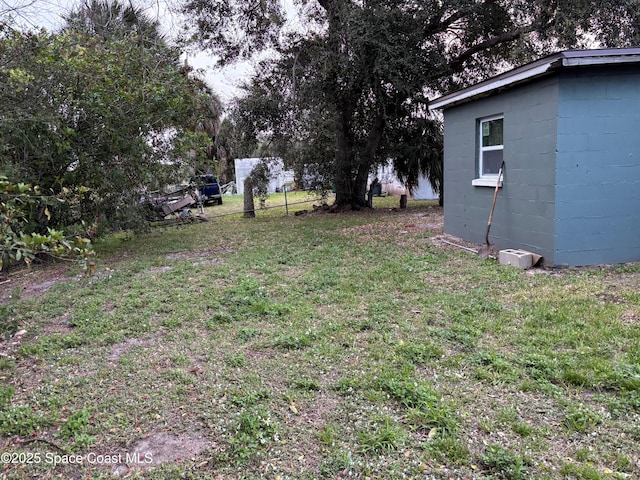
[430,48,640,266]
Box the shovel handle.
[485,161,505,242]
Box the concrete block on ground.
[499,249,534,269]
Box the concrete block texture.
[499,249,534,269]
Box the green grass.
[1,198,640,478]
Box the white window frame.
[473,115,504,187]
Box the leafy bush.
[248,160,271,208]
[0,176,95,273]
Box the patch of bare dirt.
[340,207,444,244]
[431,233,481,254]
[191,258,225,267]
[0,262,77,304]
[0,247,234,304]
[108,334,162,362]
[42,312,73,335]
[146,266,173,274]
[621,310,640,325]
[165,248,234,261]
[112,431,209,476]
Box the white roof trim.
[429,63,552,110]
[429,48,640,110]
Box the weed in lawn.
[271,329,316,350]
[0,357,15,370]
[224,351,246,367]
[491,406,536,438]
[605,363,640,391]
[471,350,519,384]
[228,388,271,407]
[613,454,634,473]
[612,263,640,274]
[230,406,278,461]
[289,376,321,392]
[358,415,405,453]
[561,368,592,388]
[423,436,469,463]
[511,420,534,437]
[377,375,459,436]
[56,408,95,449]
[357,300,396,332]
[605,390,640,417]
[165,369,196,385]
[519,352,561,383]
[19,333,85,358]
[318,422,340,448]
[559,462,606,479]
[319,449,354,478]
[378,376,440,410]
[236,326,260,342]
[406,406,459,437]
[396,341,443,364]
[0,405,49,436]
[575,448,594,462]
[493,406,517,424]
[205,311,235,328]
[482,444,530,480]
[332,377,361,395]
[0,300,18,340]
[161,314,185,328]
[170,353,191,367]
[435,323,481,350]
[223,276,291,320]
[562,404,603,433]
[0,385,14,408]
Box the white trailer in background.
[234,158,294,195]
[369,164,438,200]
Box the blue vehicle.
[190,174,223,205]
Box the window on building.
[478,115,503,178]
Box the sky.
[0,0,254,103]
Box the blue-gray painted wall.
[555,67,640,265]
[443,66,640,266]
[443,76,559,263]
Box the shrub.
[0,176,95,273]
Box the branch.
[448,27,528,73]
[316,0,332,11]
[427,9,467,36]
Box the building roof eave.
[429,48,640,111]
[428,62,557,110]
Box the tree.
[182,0,640,208]
[0,1,218,230]
[213,118,241,183]
[63,0,164,41]
[242,160,271,218]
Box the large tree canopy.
[0,0,219,230]
[182,0,640,208]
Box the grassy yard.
[1,197,639,479]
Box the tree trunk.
[243,178,255,218]
[333,111,385,209]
